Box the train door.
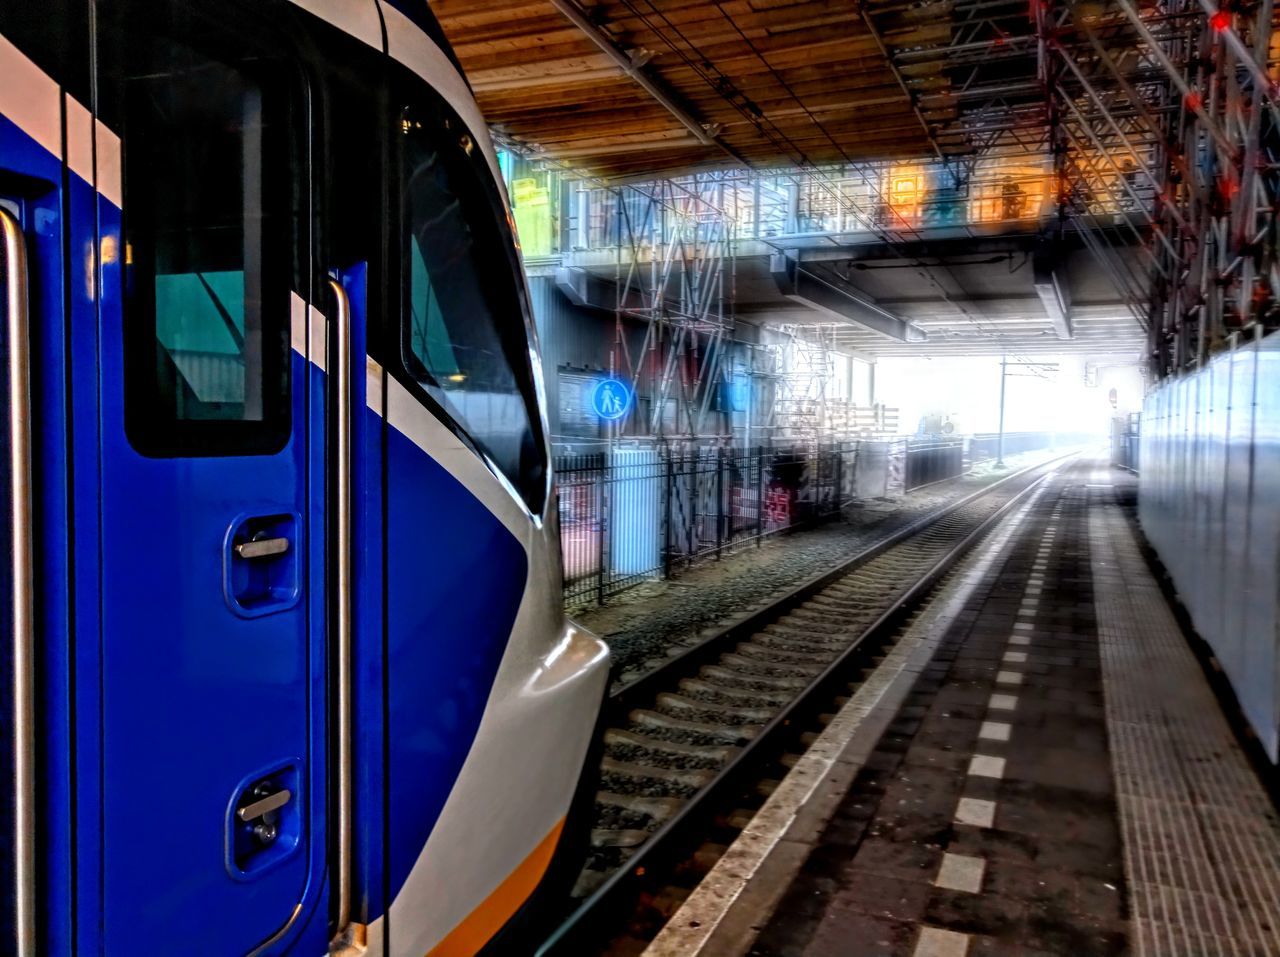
[0,26,72,953]
[92,1,327,951]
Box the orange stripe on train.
[426,818,565,957]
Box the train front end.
[0,0,608,953]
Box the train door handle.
[237,784,292,845]
[237,787,291,823]
[234,535,290,559]
[228,767,300,874]
[223,514,300,616]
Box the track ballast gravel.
[573,451,1061,687]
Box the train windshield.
[399,100,546,513]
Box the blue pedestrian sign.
[591,377,632,421]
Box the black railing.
[903,438,966,491]
[905,431,1095,490]
[969,431,1051,462]
[1111,414,1139,472]
[556,443,858,606]
[556,431,1089,606]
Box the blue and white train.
[0,1,609,953]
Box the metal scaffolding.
[856,0,1280,376]
[502,0,1280,386]
[766,325,836,446]
[1036,0,1280,375]
[575,173,738,440]
[476,0,1280,384]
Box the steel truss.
[763,325,837,446]
[1039,0,1280,375]
[582,173,738,440]
[564,158,1053,443]
[505,0,1280,391]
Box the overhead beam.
[774,235,1040,264]
[770,254,927,343]
[857,7,945,161]
[554,266,616,313]
[1033,252,1073,339]
[547,0,719,147]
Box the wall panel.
[1140,331,1280,761]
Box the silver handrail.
[328,278,354,936]
[1,207,35,957]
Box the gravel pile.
[572,450,1059,687]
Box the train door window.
[397,93,547,512]
[101,1,297,456]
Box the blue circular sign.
[591,377,632,421]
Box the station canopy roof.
[432,0,961,179]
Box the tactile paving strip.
[1090,492,1280,957]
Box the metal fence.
[1111,415,1140,472]
[555,431,1091,606]
[557,443,858,606]
[903,438,966,491]
[901,434,1062,493]
[968,431,1100,462]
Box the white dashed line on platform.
[968,754,1005,779]
[914,926,970,957]
[978,720,1011,741]
[935,853,985,893]
[954,797,996,828]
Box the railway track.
[538,454,1073,956]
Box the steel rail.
[611,448,1077,713]
[538,454,1072,955]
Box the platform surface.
[653,459,1280,957]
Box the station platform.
[644,459,1280,957]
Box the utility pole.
[996,355,1007,468]
[993,359,1058,468]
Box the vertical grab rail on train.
[328,278,354,936]
[1,207,35,956]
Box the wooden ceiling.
[430,0,957,179]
